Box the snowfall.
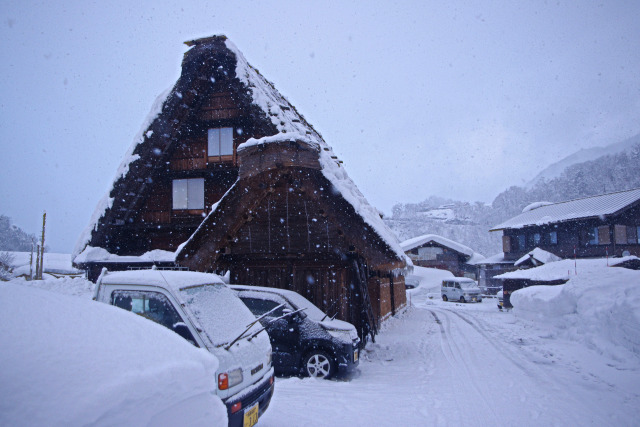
[1,255,639,426]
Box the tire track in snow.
[440,307,612,425]
[428,309,499,425]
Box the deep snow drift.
[0,282,226,426]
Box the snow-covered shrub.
[0,251,15,281]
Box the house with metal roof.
[490,188,640,261]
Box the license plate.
[243,403,259,427]
[354,349,359,362]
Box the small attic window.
[172,178,204,210]
[208,127,233,161]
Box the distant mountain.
[386,134,640,258]
[525,133,640,189]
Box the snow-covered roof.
[495,256,639,282]
[400,234,475,258]
[514,247,562,267]
[74,246,176,265]
[469,252,513,265]
[491,188,640,231]
[226,40,407,264]
[72,88,171,261]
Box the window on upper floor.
[207,127,233,160]
[548,231,558,245]
[172,178,204,210]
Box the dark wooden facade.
[177,138,407,340]
[500,203,640,261]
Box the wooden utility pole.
[40,212,46,279]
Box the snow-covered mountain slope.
[525,133,640,189]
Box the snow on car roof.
[100,269,225,291]
[443,277,476,283]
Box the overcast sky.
[1,1,639,253]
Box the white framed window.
[172,178,204,210]
[208,127,233,157]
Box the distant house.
[469,252,516,294]
[400,234,484,279]
[73,35,409,341]
[490,188,640,261]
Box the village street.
[259,288,640,426]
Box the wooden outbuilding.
[73,35,409,341]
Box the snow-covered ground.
[0,281,226,426]
[3,261,639,426]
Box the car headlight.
[326,329,352,343]
[218,367,243,390]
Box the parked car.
[441,278,483,303]
[95,269,274,427]
[229,285,360,379]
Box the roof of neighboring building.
[469,252,514,266]
[491,188,640,231]
[400,234,480,259]
[495,256,639,281]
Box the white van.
[94,269,274,427]
[441,278,482,303]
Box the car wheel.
[459,296,466,303]
[304,350,335,379]
[442,295,448,302]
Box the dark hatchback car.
[229,285,360,379]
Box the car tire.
[442,295,448,302]
[303,350,335,379]
[459,296,466,303]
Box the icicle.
[304,200,311,252]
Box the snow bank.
[511,261,640,358]
[0,282,226,426]
[7,251,82,275]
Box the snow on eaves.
[74,246,177,265]
[400,234,476,258]
[226,40,409,265]
[71,88,172,262]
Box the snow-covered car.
[441,278,483,303]
[0,282,227,426]
[95,270,274,427]
[229,285,360,379]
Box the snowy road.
[259,289,640,426]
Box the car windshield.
[179,284,261,347]
[283,292,328,322]
[459,281,478,289]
